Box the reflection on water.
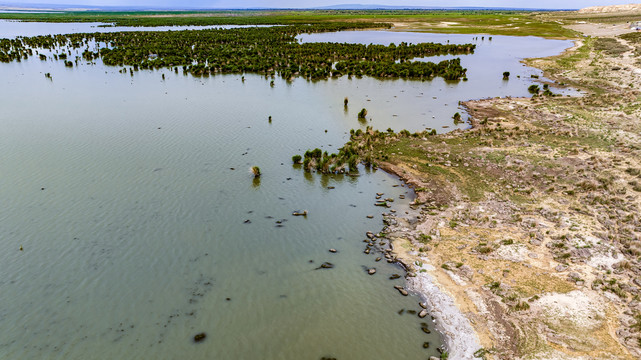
[299,30,580,131]
[252,176,261,188]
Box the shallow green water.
[0,23,573,359]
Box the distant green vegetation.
[620,32,641,58]
[391,12,578,38]
[0,11,396,26]
[0,24,474,80]
[0,10,578,38]
[620,32,641,44]
[559,11,641,25]
[593,37,629,56]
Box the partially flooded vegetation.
[4,7,639,360]
[1,24,474,80]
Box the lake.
[0,19,272,39]
[0,22,574,359]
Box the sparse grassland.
[593,37,630,55]
[366,15,641,359]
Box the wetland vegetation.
[0,10,578,38]
[1,24,473,80]
[295,126,440,175]
[5,7,639,360]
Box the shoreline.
[379,164,485,359]
[373,22,641,359]
[369,159,483,358]
[368,34,582,360]
[409,263,482,359]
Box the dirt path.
[566,22,636,37]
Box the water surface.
[0,23,575,359]
[299,30,579,129]
[0,45,441,360]
[0,19,270,39]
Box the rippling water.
[0,22,574,359]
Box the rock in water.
[316,262,334,270]
[394,285,409,296]
[194,333,206,343]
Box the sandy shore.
[377,165,483,358]
[410,260,482,358]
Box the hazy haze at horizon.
[1,0,640,10]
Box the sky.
[4,0,641,10]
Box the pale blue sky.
[6,0,641,10]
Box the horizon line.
[0,3,580,11]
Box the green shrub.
[478,246,493,254]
